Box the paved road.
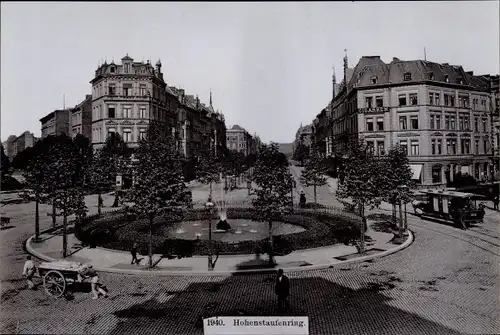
[1,176,499,334]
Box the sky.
[1,2,499,144]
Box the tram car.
[412,189,486,229]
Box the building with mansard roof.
[312,54,496,187]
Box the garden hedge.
[76,207,364,257]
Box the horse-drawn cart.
[37,261,87,298]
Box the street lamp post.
[205,201,215,271]
[397,184,410,238]
[247,179,251,195]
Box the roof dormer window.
[110,67,115,73]
[371,76,378,84]
[429,72,434,80]
[444,75,449,83]
[404,73,411,81]
[457,77,463,84]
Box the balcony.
[357,107,390,114]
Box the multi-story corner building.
[316,55,495,187]
[2,135,17,159]
[226,125,253,156]
[293,123,313,153]
[89,55,178,148]
[11,131,37,157]
[40,109,71,138]
[483,74,499,175]
[70,94,93,139]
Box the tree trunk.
[52,201,57,228]
[392,202,397,229]
[97,192,102,215]
[268,220,274,265]
[35,198,40,242]
[148,215,153,269]
[62,204,67,258]
[359,205,365,254]
[209,181,213,201]
[398,201,404,239]
[313,184,317,205]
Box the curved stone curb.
[25,230,414,277]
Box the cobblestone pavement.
[1,178,500,334]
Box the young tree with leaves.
[381,145,413,237]
[293,142,310,166]
[45,135,88,257]
[336,139,384,253]
[252,142,294,264]
[300,147,328,205]
[125,122,192,268]
[196,148,221,201]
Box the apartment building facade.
[226,125,253,156]
[70,94,93,139]
[40,109,71,138]
[315,55,495,186]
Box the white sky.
[1,1,499,143]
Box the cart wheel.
[43,270,66,298]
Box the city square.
[1,2,500,335]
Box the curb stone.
[25,230,414,277]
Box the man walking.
[131,242,139,265]
[493,195,499,211]
[22,255,36,290]
[275,269,290,313]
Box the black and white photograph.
[1,1,499,334]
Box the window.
[429,72,435,80]
[444,94,449,106]
[409,93,418,105]
[464,116,470,130]
[457,77,464,85]
[404,73,412,81]
[450,116,456,130]
[108,106,115,118]
[124,63,130,73]
[410,116,419,129]
[434,93,440,105]
[109,84,116,96]
[139,129,147,140]
[432,166,442,183]
[365,97,373,109]
[377,117,384,131]
[366,141,375,153]
[431,139,436,155]
[371,77,378,84]
[399,140,408,154]
[484,139,489,153]
[444,75,449,83]
[461,139,470,154]
[410,140,419,155]
[366,118,374,131]
[450,95,455,107]
[430,115,435,129]
[429,93,434,105]
[140,84,147,96]
[398,94,407,106]
[123,106,132,118]
[436,115,441,129]
[139,106,147,119]
[482,118,487,132]
[459,116,464,130]
[375,96,383,107]
[437,139,442,155]
[446,139,457,155]
[475,140,479,153]
[377,141,385,155]
[123,84,132,96]
[474,117,479,131]
[122,129,132,142]
[110,67,115,73]
[107,127,116,139]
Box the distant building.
[312,54,495,186]
[70,94,93,139]
[226,125,253,156]
[11,131,37,157]
[293,123,313,153]
[40,109,71,138]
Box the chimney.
[442,63,449,66]
[392,57,400,62]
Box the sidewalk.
[26,217,412,276]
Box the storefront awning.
[410,164,423,180]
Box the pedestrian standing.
[494,195,499,211]
[22,255,36,290]
[299,191,306,209]
[131,242,139,265]
[275,269,290,312]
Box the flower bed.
[76,207,363,256]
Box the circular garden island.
[76,207,364,258]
